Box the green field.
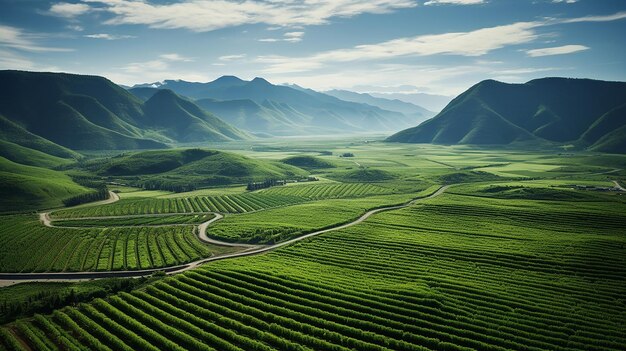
[0,215,235,272]
[2,186,624,350]
[1,141,626,350]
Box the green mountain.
[85,148,308,191]
[387,78,626,153]
[131,76,418,135]
[281,155,336,170]
[0,70,247,151]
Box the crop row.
[0,216,222,272]
[52,214,215,227]
[261,183,390,199]
[3,192,625,350]
[53,193,308,218]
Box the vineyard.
[2,191,625,350]
[0,215,236,272]
[52,193,309,218]
[260,182,392,199]
[52,214,215,227]
[207,194,418,244]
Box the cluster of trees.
[62,188,109,207]
[140,180,197,193]
[246,179,285,191]
[0,279,144,324]
[340,152,355,157]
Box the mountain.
[0,70,247,152]
[324,89,434,122]
[131,76,423,135]
[387,78,626,153]
[368,92,453,112]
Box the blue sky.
[0,0,625,96]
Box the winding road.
[0,186,449,285]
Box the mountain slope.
[0,70,247,151]
[388,78,626,153]
[324,89,434,122]
[132,76,421,134]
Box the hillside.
[131,76,422,135]
[281,155,336,170]
[0,156,89,212]
[0,70,247,151]
[387,78,626,153]
[85,148,308,191]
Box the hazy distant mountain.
[0,70,247,152]
[131,76,423,135]
[367,92,453,112]
[387,78,626,153]
[324,89,434,122]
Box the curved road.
[0,185,449,284]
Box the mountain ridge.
[387,77,626,153]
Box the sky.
[0,0,625,97]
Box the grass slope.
[281,155,336,170]
[0,156,89,212]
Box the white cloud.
[79,0,417,32]
[284,31,304,42]
[0,25,72,52]
[84,33,136,40]
[0,49,60,71]
[259,21,539,73]
[218,54,246,61]
[424,0,485,5]
[49,2,91,18]
[552,0,578,3]
[260,31,305,43]
[160,53,194,62]
[526,44,589,57]
[560,11,626,24]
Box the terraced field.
[0,215,235,272]
[2,192,624,350]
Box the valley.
[1,138,625,350]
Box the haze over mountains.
[130,76,432,136]
[388,78,626,154]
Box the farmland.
[1,141,626,350]
[0,215,235,272]
[1,184,625,350]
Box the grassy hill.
[85,148,308,191]
[387,78,626,153]
[0,156,89,212]
[281,155,336,170]
[0,70,247,152]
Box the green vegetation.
[2,140,626,351]
[0,278,159,324]
[388,77,626,153]
[281,155,336,170]
[53,213,215,227]
[52,192,308,218]
[3,189,624,350]
[329,168,396,182]
[81,148,308,192]
[0,157,90,212]
[207,194,416,244]
[0,215,235,272]
[260,182,392,199]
